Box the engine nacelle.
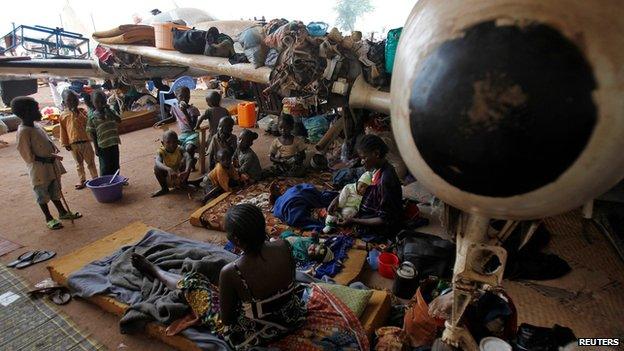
[391,0,624,220]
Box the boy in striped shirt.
[87,90,121,176]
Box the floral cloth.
[199,174,332,236]
[175,271,306,351]
[176,272,224,333]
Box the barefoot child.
[323,171,372,233]
[59,89,98,189]
[87,90,121,176]
[152,130,192,197]
[234,129,262,184]
[13,96,82,230]
[206,116,237,170]
[200,148,239,203]
[195,90,230,140]
[269,114,307,177]
[156,86,200,168]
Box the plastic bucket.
[378,252,399,279]
[153,23,189,50]
[237,102,257,128]
[86,175,127,203]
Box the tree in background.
[334,0,374,32]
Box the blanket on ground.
[199,173,332,236]
[67,229,236,350]
[273,183,337,231]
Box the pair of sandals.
[7,250,56,269]
[47,211,82,230]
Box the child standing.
[195,91,230,140]
[156,86,200,167]
[13,96,82,230]
[59,89,98,189]
[324,172,372,233]
[233,129,262,184]
[152,130,192,197]
[269,114,307,177]
[87,90,121,176]
[206,116,237,170]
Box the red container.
[378,252,399,279]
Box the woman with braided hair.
[131,203,305,349]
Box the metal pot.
[392,261,419,299]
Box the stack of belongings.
[93,25,155,46]
[236,18,396,98]
[264,21,326,97]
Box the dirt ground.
[1,86,623,350]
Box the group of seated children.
[151,87,263,201]
[14,88,123,229]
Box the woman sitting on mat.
[338,134,403,240]
[131,204,306,349]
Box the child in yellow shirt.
[152,130,192,197]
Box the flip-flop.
[47,219,63,230]
[28,286,71,305]
[15,250,56,269]
[74,182,86,190]
[59,212,82,220]
[49,289,71,305]
[7,251,38,268]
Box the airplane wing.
[0,57,106,80]
[102,44,271,84]
[0,54,211,82]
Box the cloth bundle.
[238,26,268,68]
[93,25,155,46]
[303,115,330,143]
[263,21,326,97]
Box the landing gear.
[437,214,507,351]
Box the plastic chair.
[158,76,197,120]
